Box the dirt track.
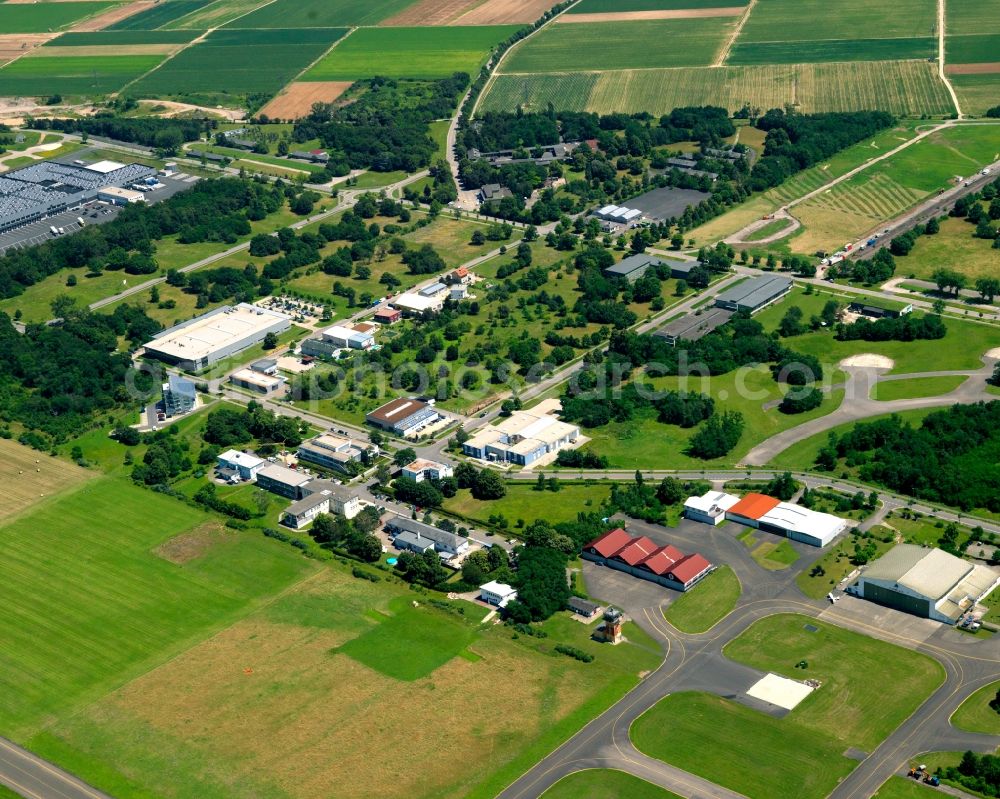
[259,82,352,120]
[558,6,743,22]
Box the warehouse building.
[714,275,792,314]
[604,253,662,283]
[319,324,374,350]
[392,292,444,316]
[0,159,157,234]
[229,367,285,394]
[143,303,291,372]
[724,493,846,547]
[462,404,580,466]
[582,528,713,591]
[683,490,740,526]
[654,307,734,346]
[97,186,144,205]
[255,463,312,499]
[851,544,1000,623]
[297,433,375,473]
[366,398,440,437]
[848,301,913,319]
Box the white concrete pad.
[746,673,814,710]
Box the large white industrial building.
[143,303,290,372]
[852,544,1000,623]
[684,491,848,547]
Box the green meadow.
[0,55,163,97]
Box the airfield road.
[0,736,113,799]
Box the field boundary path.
[713,0,757,67]
[0,736,114,799]
[938,0,962,118]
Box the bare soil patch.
[946,62,1000,75]
[153,522,228,564]
[0,438,93,525]
[840,354,895,369]
[259,81,352,120]
[0,34,58,66]
[34,43,178,57]
[381,0,478,26]
[72,0,156,31]
[984,347,1000,359]
[559,6,744,22]
[455,0,563,24]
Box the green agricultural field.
[663,565,741,632]
[224,0,415,27]
[948,33,1000,64]
[951,74,1000,116]
[30,558,660,799]
[951,681,1000,734]
[947,0,1000,37]
[504,18,734,72]
[871,375,967,401]
[483,61,952,116]
[0,475,311,738]
[0,2,117,33]
[163,0,272,29]
[304,26,519,81]
[728,36,935,64]
[541,770,681,799]
[0,54,164,97]
[443,483,614,527]
[129,27,346,99]
[108,0,212,30]
[634,615,942,799]
[569,0,745,10]
[43,30,201,46]
[735,0,936,43]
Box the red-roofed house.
[582,529,713,591]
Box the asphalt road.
[0,737,112,799]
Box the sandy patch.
[985,347,1000,359]
[259,81,352,120]
[71,0,156,31]
[946,62,1000,75]
[381,0,477,26]
[0,33,58,66]
[746,673,815,710]
[453,0,563,24]
[840,354,894,369]
[559,7,744,22]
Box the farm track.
[939,0,963,117]
[714,0,757,67]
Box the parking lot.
[0,164,197,255]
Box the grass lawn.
[724,614,944,748]
[662,565,740,633]
[796,528,894,598]
[952,681,1000,735]
[633,612,944,799]
[349,169,409,188]
[895,214,1000,282]
[336,596,479,681]
[541,770,681,799]
[443,482,613,527]
[632,691,857,799]
[872,375,968,401]
[34,559,660,799]
[750,540,799,570]
[404,216,509,267]
[873,776,937,798]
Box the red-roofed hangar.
[582,528,713,591]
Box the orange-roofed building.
[726,493,781,522]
